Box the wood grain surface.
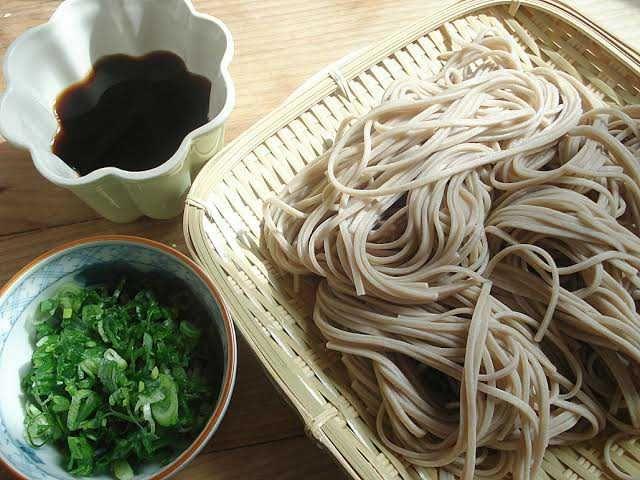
[1,1,639,479]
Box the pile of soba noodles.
[261,31,640,480]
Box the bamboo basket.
[184,1,640,478]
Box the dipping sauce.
[52,51,211,176]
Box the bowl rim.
[0,234,238,480]
[0,0,236,187]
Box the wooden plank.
[0,435,348,480]
[176,435,348,480]
[0,218,185,284]
[0,148,98,235]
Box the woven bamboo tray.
[184,1,640,478]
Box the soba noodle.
[261,31,640,479]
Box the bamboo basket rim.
[185,1,640,479]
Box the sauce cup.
[0,0,234,222]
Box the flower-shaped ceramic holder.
[0,0,234,222]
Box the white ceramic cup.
[0,0,234,223]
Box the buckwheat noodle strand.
[261,32,640,479]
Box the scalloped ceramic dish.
[0,0,234,223]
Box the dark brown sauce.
[52,51,211,176]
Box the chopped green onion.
[67,436,93,475]
[151,374,179,427]
[143,332,153,351]
[104,349,128,369]
[179,321,201,340]
[21,281,215,478]
[51,395,70,413]
[113,459,134,480]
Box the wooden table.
[1,1,639,478]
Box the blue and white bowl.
[0,236,237,480]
